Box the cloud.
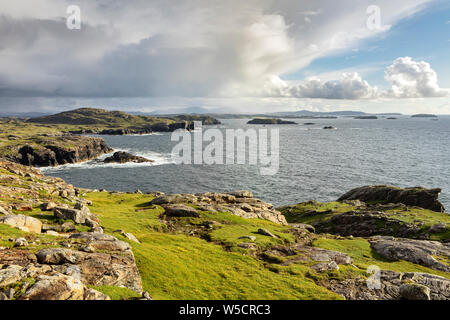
[287,73,379,99]
[262,57,447,100]
[384,57,447,98]
[0,0,435,105]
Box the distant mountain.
[0,112,51,119]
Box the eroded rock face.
[370,237,450,272]
[103,151,153,164]
[338,185,445,212]
[15,135,112,167]
[327,270,450,300]
[151,191,287,225]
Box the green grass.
[85,192,342,300]
[90,285,141,300]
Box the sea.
[41,116,450,209]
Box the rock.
[53,206,97,226]
[0,205,11,216]
[83,288,111,300]
[311,261,339,272]
[399,283,431,300]
[290,223,315,233]
[103,151,154,164]
[314,210,422,238]
[0,214,42,233]
[239,235,256,241]
[142,291,152,300]
[0,292,8,300]
[41,202,57,211]
[429,222,447,233]
[238,243,257,250]
[338,185,445,212]
[36,248,85,264]
[36,246,142,292]
[228,190,254,198]
[91,226,104,234]
[257,228,277,238]
[45,231,59,236]
[22,274,85,300]
[323,126,334,129]
[370,238,450,272]
[15,135,112,167]
[123,232,140,243]
[162,204,200,217]
[14,237,29,247]
[0,249,37,266]
[13,204,33,211]
[0,265,22,288]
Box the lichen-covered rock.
[53,206,98,226]
[399,283,431,300]
[22,274,85,300]
[162,204,200,217]
[370,237,450,272]
[338,185,445,212]
[151,191,287,225]
[0,214,42,233]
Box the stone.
[41,202,57,211]
[53,206,97,225]
[46,231,59,236]
[142,291,152,300]
[0,205,11,216]
[338,185,445,212]
[14,237,29,247]
[238,243,257,250]
[370,238,450,272]
[0,265,22,288]
[257,228,278,238]
[0,214,42,233]
[399,283,431,300]
[103,151,154,164]
[21,274,85,300]
[83,288,111,300]
[228,190,254,198]
[239,235,256,241]
[123,232,140,243]
[311,261,339,272]
[290,223,315,233]
[429,222,447,233]
[36,248,85,265]
[162,204,200,217]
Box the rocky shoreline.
[0,160,449,300]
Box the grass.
[85,192,343,300]
[90,285,141,300]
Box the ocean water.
[42,116,450,209]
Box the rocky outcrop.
[150,191,288,225]
[369,237,450,272]
[103,151,153,164]
[314,210,423,238]
[338,185,445,212]
[13,135,112,167]
[327,270,450,300]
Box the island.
[247,118,297,125]
[354,116,378,119]
[411,114,438,118]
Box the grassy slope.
[85,192,341,300]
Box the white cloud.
[384,57,447,98]
[287,73,379,99]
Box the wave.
[40,148,174,172]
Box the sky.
[0,0,449,114]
